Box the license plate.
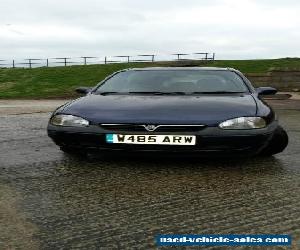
[106,134,196,145]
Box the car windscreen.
[94,70,249,94]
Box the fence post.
[6,52,215,68]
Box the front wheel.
[259,126,288,156]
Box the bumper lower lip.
[47,121,278,156]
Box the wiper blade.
[191,91,244,94]
[97,92,123,95]
[128,91,186,95]
[98,91,243,95]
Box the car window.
[94,70,249,93]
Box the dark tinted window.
[95,70,248,93]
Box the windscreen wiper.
[190,91,245,94]
[128,91,186,95]
[97,92,124,95]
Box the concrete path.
[0,100,70,115]
[282,92,300,100]
[0,107,299,249]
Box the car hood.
[61,94,257,126]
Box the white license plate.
[106,134,196,145]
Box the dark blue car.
[47,67,288,157]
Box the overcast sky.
[1,0,300,61]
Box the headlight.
[50,114,89,127]
[219,117,266,129]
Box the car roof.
[126,67,233,71]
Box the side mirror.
[256,87,277,95]
[75,87,92,95]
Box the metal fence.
[0,52,215,68]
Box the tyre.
[60,146,87,157]
[259,126,288,156]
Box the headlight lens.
[50,114,89,127]
[219,117,266,129]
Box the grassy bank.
[1,58,300,99]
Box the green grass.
[207,58,300,73]
[1,58,300,99]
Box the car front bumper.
[47,121,278,156]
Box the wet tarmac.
[0,100,299,249]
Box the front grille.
[99,124,206,132]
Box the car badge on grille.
[143,125,158,132]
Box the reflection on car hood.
[61,94,257,126]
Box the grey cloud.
[0,0,299,60]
